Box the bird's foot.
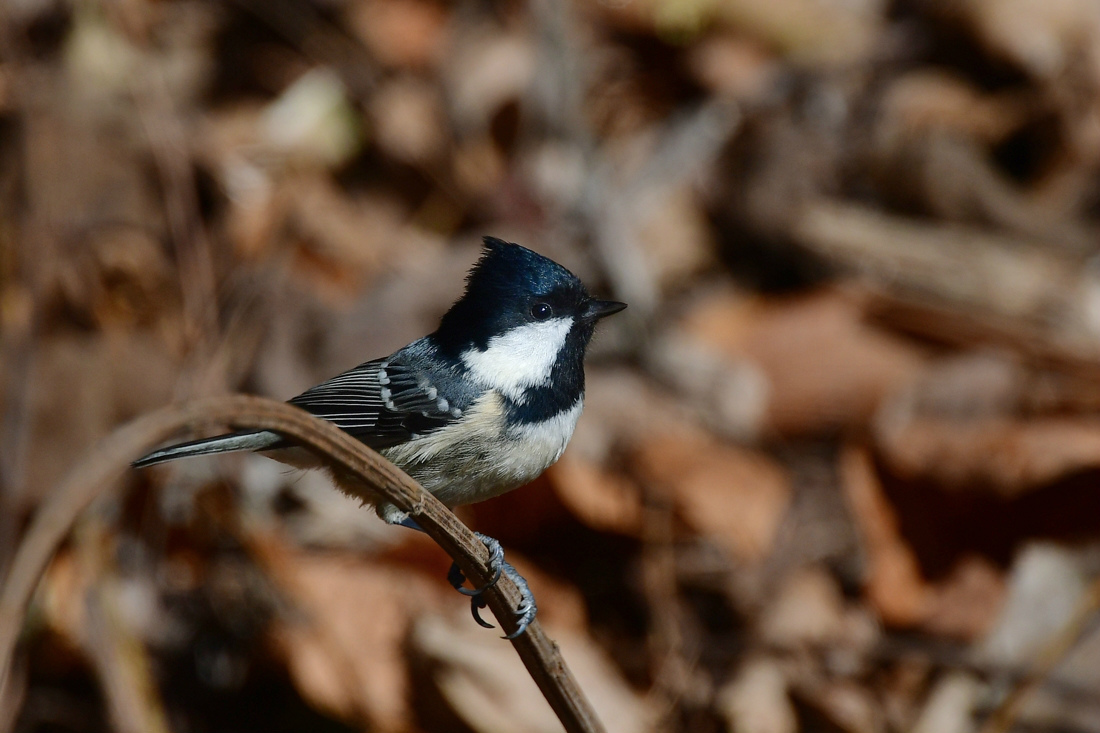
[447,532,503,596]
[448,532,538,639]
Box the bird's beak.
[583,299,627,322]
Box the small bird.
[134,236,626,636]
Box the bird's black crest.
[431,237,588,354]
[466,237,580,299]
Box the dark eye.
[531,302,553,320]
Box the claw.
[397,521,537,636]
[499,562,538,639]
[470,596,495,629]
[448,532,505,596]
[445,532,538,638]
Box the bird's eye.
[531,303,553,320]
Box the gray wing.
[288,356,460,450]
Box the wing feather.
[288,356,457,449]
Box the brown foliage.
[4,0,1100,731]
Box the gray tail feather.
[132,430,284,468]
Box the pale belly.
[382,391,583,509]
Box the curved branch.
[0,395,605,733]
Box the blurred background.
[3,0,1100,731]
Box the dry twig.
[979,576,1100,733]
[0,395,606,733]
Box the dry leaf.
[840,444,932,626]
[578,367,703,464]
[679,288,926,436]
[635,186,716,292]
[759,567,847,648]
[842,445,1008,639]
[548,454,643,536]
[877,71,1025,142]
[346,0,450,71]
[876,412,1100,497]
[971,543,1100,731]
[444,31,534,133]
[635,429,791,562]
[962,0,1100,79]
[266,547,441,730]
[717,656,797,733]
[261,68,362,169]
[977,543,1090,666]
[794,678,882,733]
[39,549,91,649]
[922,555,1005,640]
[874,353,1100,497]
[371,76,445,164]
[624,0,885,66]
[910,672,980,733]
[686,34,780,101]
[279,177,403,303]
[410,614,655,733]
[452,136,508,198]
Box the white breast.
[459,317,573,402]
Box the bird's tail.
[132,431,284,468]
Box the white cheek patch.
[460,317,573,401]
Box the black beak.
[583,299,627,322]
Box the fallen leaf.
[794,678,882,733]
[717,656,797,733]
[636,186,716,292]
[977,542,1090,666]
[922,555,1005,640]
[265,546,442,730]
[759,567,847,648]
[876,412,1100,498]
[444,30,534,133]
[261,68,362,169]
[346,0,450,71]
[635,429,791,562]
[371,76,445,164]
[840,444,932,626]
[909,672,981,733]
[686,33,780,101]
[410,614,655,733]
[679,287,926,436]
[964,0,1100,79]
[548,454,643,536]
[39,549,90,649]
[877,70,1025,142]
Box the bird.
[134,236,626,637]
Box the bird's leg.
[446,532,504,597]
[396,517,537,638]
[395,517,502,595]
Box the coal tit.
[135,236,626,635]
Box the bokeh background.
[3,0,1100,731]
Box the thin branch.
[978,576,1100,733]
[0,395,606,733]
[79,521,171,733]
